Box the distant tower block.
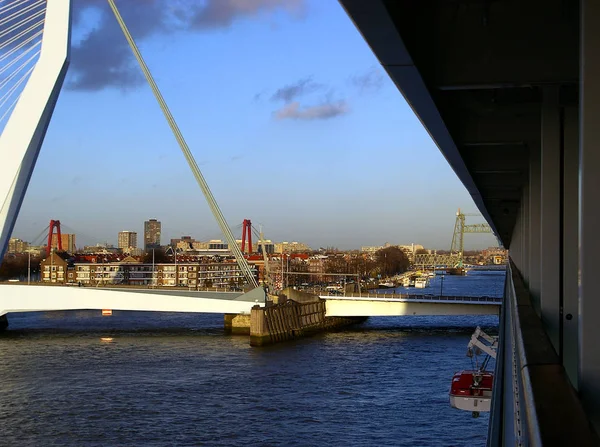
[47,219,62,255]
[241,219,253,254]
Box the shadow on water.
[0,326,226,339]
[0,310,499,342]
[0,273,503,444]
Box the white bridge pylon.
[0,0,71,260]
[0,0,263,318]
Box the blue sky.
[12,0,498,250]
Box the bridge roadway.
[0,284,265,317]
[320,293,501,317]
[0,284,499,318]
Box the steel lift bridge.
[0,0,266,318]
[413,209,493,269]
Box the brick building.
[7,238,28,254]
[73,258,258,289]
[40,251,75,284]
[50,233,76,253]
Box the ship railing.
[487,262,593,446]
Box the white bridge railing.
[320,293,502,305]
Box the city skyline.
[8,218,496,253]
[10,0,498,250]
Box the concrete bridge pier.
[249,302,354,347]
[249,289,366,346]
[224,313,251,335]
[223,286,268,335]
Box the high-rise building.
[51,233,76,253]
[8,238,29,253]
[118,231,137,251]
[144,219,161,251]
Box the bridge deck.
[0,284,500,318]
[320,293,502,305]
[321,294,501,317]
[0,285,264,316]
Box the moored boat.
[414,277,429,288]
[445,267,466,276]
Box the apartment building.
[73,259,258,289]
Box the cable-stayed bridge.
[0,0,270,318]
[0,1,493,324]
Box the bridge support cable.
[107,0,258,288]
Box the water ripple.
[0,271,503,446]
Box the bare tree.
[375,247,410,276]
[324,255,349,274]
[143,248,168,263]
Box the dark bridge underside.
[340,0,578,246]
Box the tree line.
[0,254,41,280]
[287,246,410,284]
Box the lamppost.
[27,250,31,285]
[286,254,290,288]
[165,245,178,286]
[440,274,445,298]
[152,248,156,287]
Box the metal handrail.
[487,262,594,446]
[319,293,502,304]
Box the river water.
[0,270,504,446]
